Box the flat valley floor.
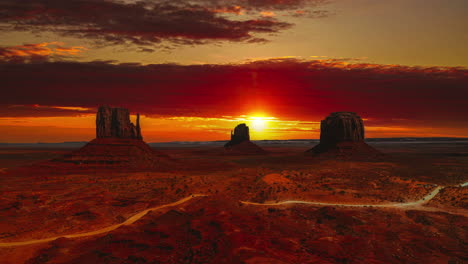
[0,141,467,263]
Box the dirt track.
[0,194,206,247]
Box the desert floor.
[0,141,466,264]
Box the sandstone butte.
[224,123,267,155]
[59,106,167,168]
[308,112,381,158]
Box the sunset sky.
[0,0,467,142]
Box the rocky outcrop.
[135,113,142,140]
[58,106,168,168]
[225,123,250,147]
[320,112,364,145]
[96,106,142,140]
[308,112,381,157]
[224,123,267,155]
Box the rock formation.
[59,106,168,168]
[224,123,266,155]
[225,123,250,147]
[308,112,380,157]
[319,112,364,145]
[96,106,142,140]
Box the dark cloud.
[175,0,328,11]
[241,0,329,10]
[0,0,329,49]
[1,58,467,129]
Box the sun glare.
[250,117,267,131]
[248,115,276,132]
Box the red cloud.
[1,58,467,133]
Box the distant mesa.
[224,123,267,155]
[307,112,381,158]
[59,106,168,168]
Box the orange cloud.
[260,11,276,17]
[0,42,87,61]
[212,5,244,15]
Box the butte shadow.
[306,112,382,159]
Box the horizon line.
[1,137,468,145]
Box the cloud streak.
[0,42,87,62]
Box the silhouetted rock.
[224,123,267,155]
[96,106,142,140]
[58,106,169,168]
[308,112,381,158]
[225,123,250,147]
[320,112,364,145]
[135,113,142,140]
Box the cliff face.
[96,106,142,140]
[320,112,365,145]
[225,123,250,147]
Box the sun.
[248,114,277,132]
[250,117,267,131]
[245,114,276,134]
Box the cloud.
[291,9,331,18]
[212,5,245,15]
[0,0,329,49]
[260,11,276,17]
[238,0,329,10]
[0,42,87,62]
[0,58,466,130]
[0,105,94,117]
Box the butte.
[307,112,381,158]
[57,106,168,169]
[224,123,267,155]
